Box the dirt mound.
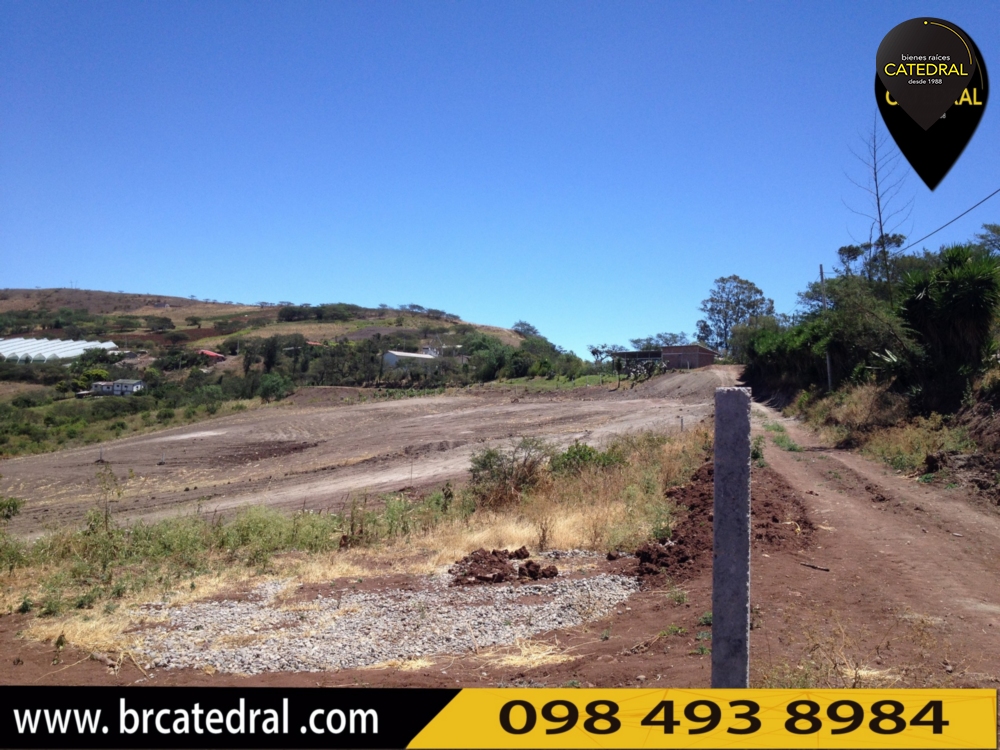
[961,400,1000,453]
[517,560,558,580]
[627,462,812,581]
[284,386,367,407]
[450,546,552,585]
[632,365,742,403]
[212,441,318,465]
[921,450,1000,504]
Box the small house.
[112,379,145,396]
[661,344,718,369]
[91,381,115,396]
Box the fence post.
[711,387,751,688]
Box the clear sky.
[2,1,998,357]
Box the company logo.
[876,18,988,190]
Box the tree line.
[735,223,1000,413]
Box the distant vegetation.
[0,294,605,457]
[734,223,1000,461]
[736,224,1000,409]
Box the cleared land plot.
[0,368,739,534]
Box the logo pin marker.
[876,18,988,190]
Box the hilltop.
[0,288,522,350]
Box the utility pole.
[712,387,751,688]
[820,264,833,393]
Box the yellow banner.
[409,689,996,749]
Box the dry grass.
[0,382,49,400]
[130,303,264,326]
[824,383,909,430]
[752,610,939,689]
[5,427,711,657]
[792,383,973,473]
[194,317,522,352]
[524,428,710,551]
[860,415,975,473]
[362,656,436,672]
[479,638,576,669]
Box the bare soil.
[0,368,735,534]
[4,368,1000,694]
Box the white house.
[112,379,144,396]
[91,381,115,396]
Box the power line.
[899,186,1000,253]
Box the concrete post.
[711,387,751,688]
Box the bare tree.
[845,117,913,304]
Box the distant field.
[486,374,610,391]
[0,368,739,534]
[0,288,209,315]
[194,317,522,349]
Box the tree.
[975,223,1000,255]
[629,332,689,350]
[143,316,175,332]
[588,345,608,384]
[698,276,774,352]
[512,321,541,338]
[185,316,202,328]
[845,119,913,304]
[901,244,1000,410]
[259,373,294,403]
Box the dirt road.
[742,404,1000,687]
[0,367,738,534]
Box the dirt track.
[0,368,739,534]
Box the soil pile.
[625,462,812,581]
[517,560,558,580]
[450,546,551,585]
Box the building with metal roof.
[382,350,438,368]
[0,337,117,364]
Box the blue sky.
[2,2,998,357]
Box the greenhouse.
[0,337,117,364]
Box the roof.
[0,337,117,362]
[384,350,437,360]
[662,344,719,355]
[198,349,225,358]
[114,379,143,385]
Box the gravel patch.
[135,573,638,675]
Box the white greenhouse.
[0,337,118,364]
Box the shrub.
[259,373,294,403]
[550,442,620,475]
[468,437,549,509]
[772,433,802,452]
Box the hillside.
[0,287,593,459]
[0,287,522,349]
